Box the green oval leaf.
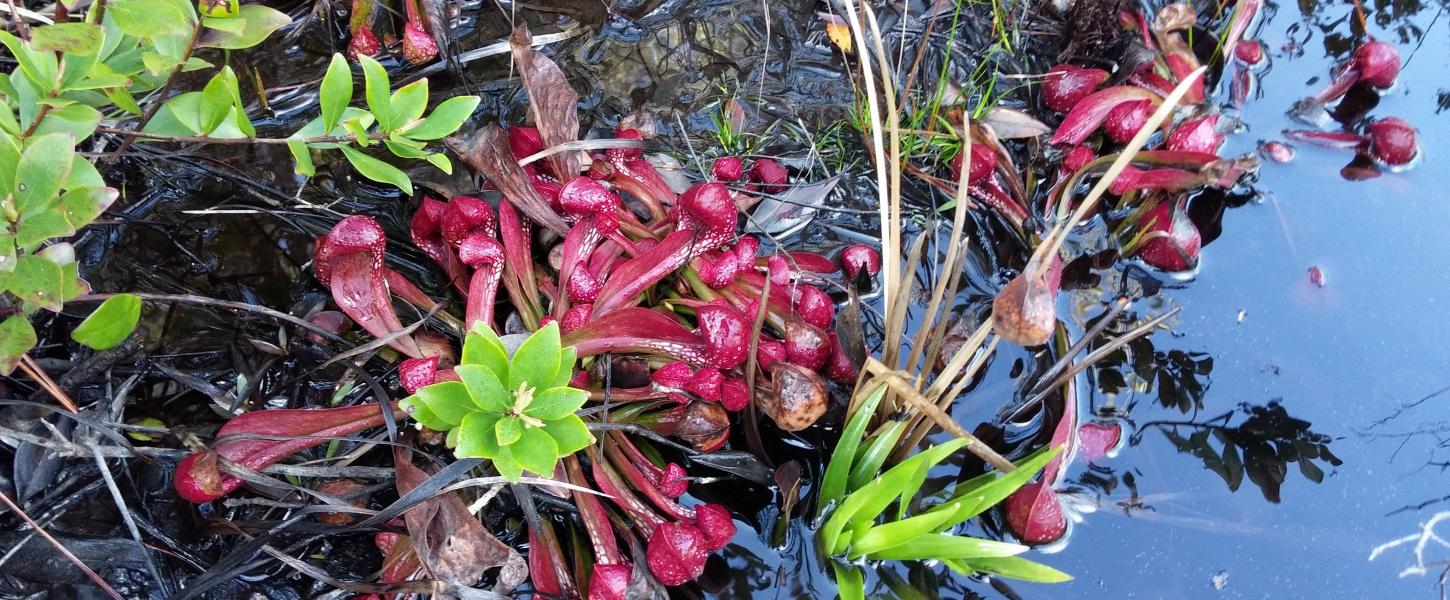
[511,425,559,476]
[338,145,413,195]
[455,411,501,458]
[320,53,351,132]
[0,315,37,375]
[541,414,592,455]
[403,95,479,140]
[32,23,104,55]
[71,293,141,350]
[357,55,391,129]
[495,415,523,446]
[460,325,510,383]
[524,387,587,421]
[108,0,193,38]
[387,79,428,132]
[406,380,475,429]
[455,364,510,413]
[509,322,561,392]
[197,5,289,49]
[16,133,74,216]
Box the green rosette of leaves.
[401,322,592,481]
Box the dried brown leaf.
[982,107,1052,140]
[393,445,527,593]
[510,26,583,179]
[445,124,570,236]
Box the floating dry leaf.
[818,12,852,54]
[445,125,570,235]
[983,106,1052,140]
[510,26,583,179]
[393,445,527,593]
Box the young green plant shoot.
[401,322,593,480]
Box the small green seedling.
[401,322,592,481]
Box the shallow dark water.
[1015,2,1450,598]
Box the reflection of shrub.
[1136,400,1341,502]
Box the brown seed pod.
[992,257,1059,347]
[758,363,828,432]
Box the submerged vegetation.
[0,0,1438,597]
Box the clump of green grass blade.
[817,385,1071,596]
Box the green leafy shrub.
[402,323,594,481]
[0,0,478,371]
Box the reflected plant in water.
[1133,400,1341,503]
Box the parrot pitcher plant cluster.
[172,24,877,598]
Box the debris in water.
[1258,141,1296,163]
[1212,569,1229,590]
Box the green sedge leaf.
[16,133,74,216]
[287,139,314,176]
[847,509,959,559]
[821,438,968,556]
[512,426,559,476]
[357,55,391,129]
[460,325,510,384]
[946,556,1072,584]
[937,446,1058,528]
[197,5,289,49]
[454,364,510,413]
[407,380,475,429]
[0,315,37,376]
[495,415,523,446]
[818,383,888,517]
[402,95,478,140]
[848,439,970,548]
[32,23,103,55]
[509,322,561,392]
[541,414,592,455]
[71,293,141,350]
[867,533,1026,561]
[455,411,502,459]
[831,564,865,600]
[319,53,351,132]
[524,387,587,421]
[338,145,413,195]
[846,419,905,492]
[387,79,427,132]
